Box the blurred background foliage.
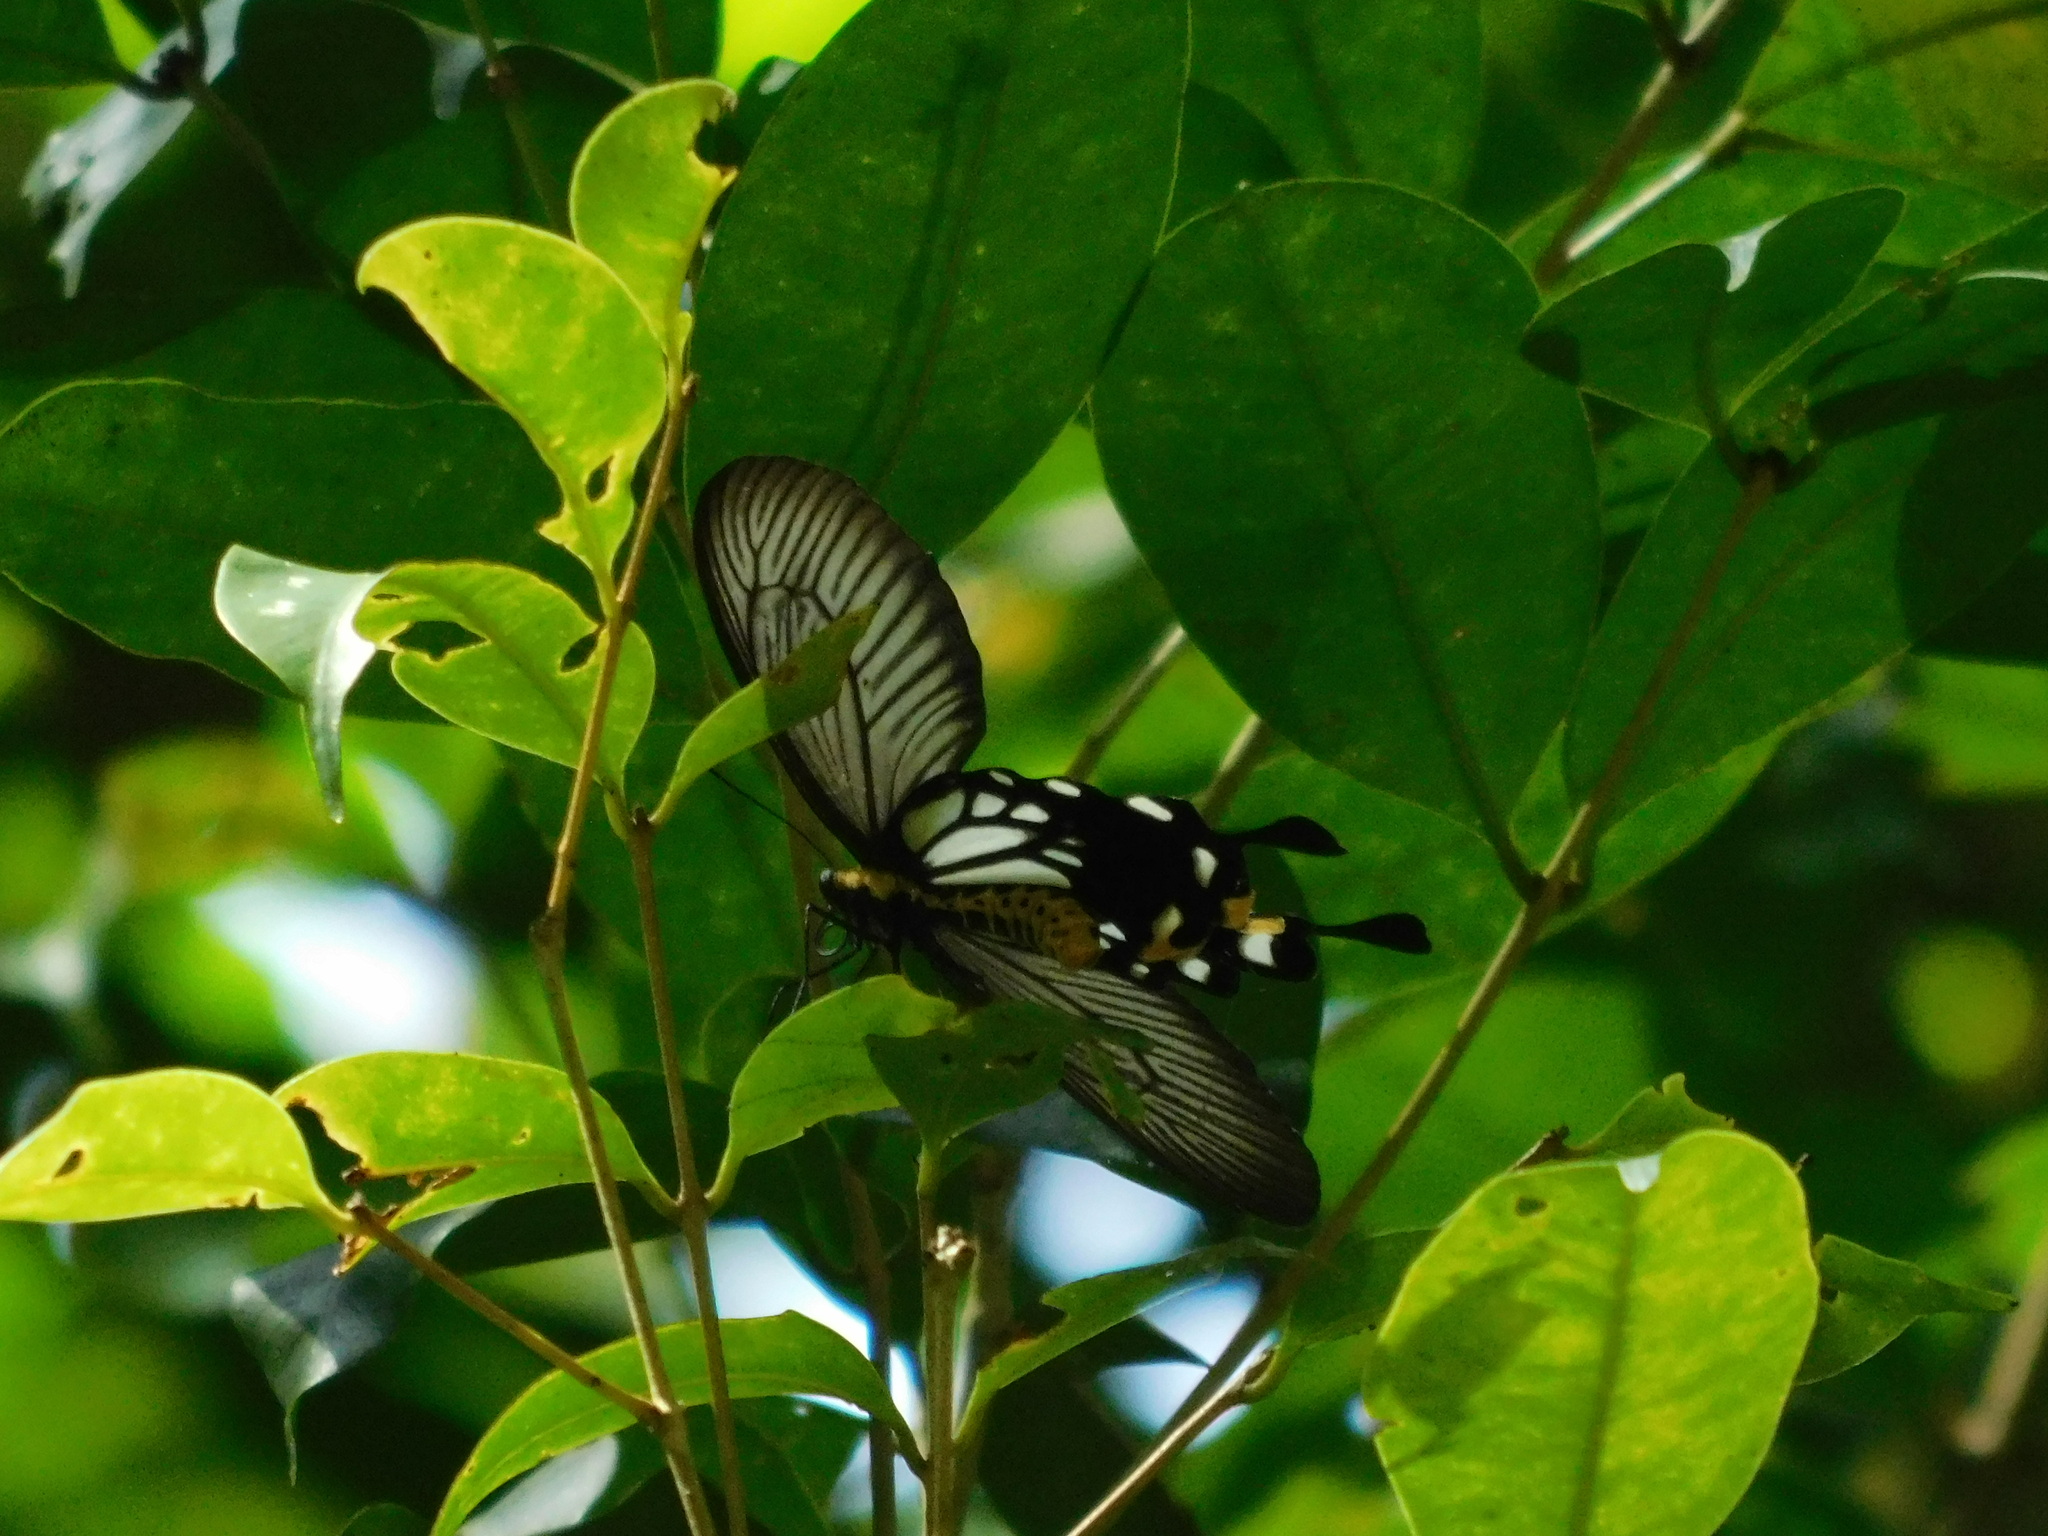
[0,0,2045,1533]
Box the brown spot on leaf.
[53,1147,84,1178]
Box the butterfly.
[694,455,1429,1225]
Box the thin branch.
[348,1199,660,1427]
[645,0,675,81]
[529,374,717,1534]
[919,1172,973,1536]
[459,0,569,234]
[1954,1219,2048,1458]
[627,807,749,1536]
[952,1148,1021,1510]
[1197,715,1274,823]
[1067,625,1188,783]
[1062,1349,1273,1536]
[1559,110,1750,272]
[1076,457,1785,1518]
[1531,0,1747,287]
[841,1153,901,1536]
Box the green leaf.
[655,608,872,822]
[214,545,388,821]
[355,561,655,787]
[339,1504,428,1536]
[1798,1235,2013,1384]
[1741,0,2048,206]
[867,1000,1083,1153]
[358,217,667,583]
[274,1052,663,1227]
[1095,181,1600,837]
[708,976,956,1203]
[0,1068,344,1229]
[569,79,736,355]
[1363,1131,1818,1536]
[1566,405,2048,817]
[1525,189,1905,429]
[371,0,719,84]
[1188,0,1480,194]
[1284,1229,1435,1353]
[688,0,1186,551]
[0,0,121,86]
[1563,1074,1735,1162]
[0,383,561,698]
[1166,83,1296,232]
[965,1239,1282,1424]
[433,1313,912,1536]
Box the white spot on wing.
[988,770,1016,786]
[1045,778,1083,798]
[1129,962,1150,978]
[1044,847,1084,867]
[1239,931,1276,968]
[1126,795,1173,822]
[1098,921,1126,942]
[1010,802,1051,823]
[899,790,963,851]
[925,823,1031,867]
[1192,846,1218,887]
[930,858,1070,888]
[1178,957,1211,985]
[1151,905,1183,945]
[970,792,1006,818]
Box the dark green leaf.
[1188,0,1480,193]
[688,0,1186,551]
[1566,403,2048,817]
[0,383,563,697]
[1798,1234,2012,1384]
[433,1313,912,1535]
[1095,181,1600,837]
[0,0,120,86]
[1284,1228,1434,1352]
[1164,83,1294,232]
[867,1000,1081,1154]
[375,0,719,85]
[1526,189,1904,429]
[1364,1131,1818,1534]
[339,1505,429,1536]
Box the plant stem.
[626,807,749,1536]
[1066,456,1785,1524]
[1531,0,1746,287]
[842,1153,901,1536]
[1062,1349,1273,1536]
[348,1199,663,1426]
[1198,715,1274,823]
[458,0,569,234]
[919,1164,972,1536]
[645,0,675,80]
[1067,625,1188,782]
[1954,1219,2048,1457]
[951,1148,1020,1507]
[529,377,717,1533]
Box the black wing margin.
[929,928,1321,1226]
[695,456,986,854]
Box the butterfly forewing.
[930,927,1321,1225]
[696,456,986,851]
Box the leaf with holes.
[433,1312,912,1535]
[569,79,735,357]
[1364,1131,1816,1536]
[707,976,956,1204]
[1799,1235,2012,1384]
[1095,181,1600,845]
[358,217,667,583]
[355,561,654,788]
[0,1069,344,1229]
[275,1053,663,1227]
[688,0,1185,551]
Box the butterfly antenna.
[706,766,838,864]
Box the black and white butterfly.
[695,455,1429,1226]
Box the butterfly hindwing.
[928,926,1321,1225]
[695,456,986,851]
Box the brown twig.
[842,1153,902,1536]
[1198,714,1275,823]
[528,374,718,1533]
[626,806,749,1536]
[1955,1218,2048,1458]
[458,0,569,233]
[919,1181,973,1536]
[1531,0,1748,288]
[1067,625,1188,783]
[348,1199,659,1427]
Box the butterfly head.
[817,865,905,952]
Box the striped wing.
[695,456,986,852]
[929,927,1320,1225]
